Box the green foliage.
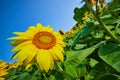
[70,22,94,47]
[89,58,98,67]
[65,46,95,67]
[63,46,95,79]
[73,5,88,23]
[98,44,120,72]
[5,64,43,80]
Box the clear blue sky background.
[0,0,82,63]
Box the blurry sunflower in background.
[88,0,96,7]
[8,23,66,72]
[10,62,21,69]
[0,60,8,80]
[82,12,89,20]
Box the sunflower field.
[0,0,120,80]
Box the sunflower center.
[32,32,56,49]
[39,36,52,43]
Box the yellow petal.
[53,32,66,46]
[55,44,64,52]
[16,44,35,62]
[26,63,32,70]
[0,77,5,80]
[10,40,28,46]
[0,70,8,76]
[7,36,32,40]
[11,41,32,52]
[0,61,7,68]
[36,23,42,30]
[57,41,66,47]
[44,26,54,32]
[24,45,37,64]
[0,63,8,69]
[46,25,53,32]
[28,26,39,33]
[53,46,64,62]
[49,55,54,69]
[53,32,61,37]
[37,50,50,72]
[13,32,34,37]
[13,32,25,35]
[36,23,53,32]
[49,49,58,61]
[25,29,36,36]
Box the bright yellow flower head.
[8,23,66,72]
[0,60,8,80]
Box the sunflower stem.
[84,0,119,43]
[56,62,71,80]
[43,73,48,79]
[35,62,40,69]
[35,62,48,79]
[56,62,63,72]
[115,22,120,36]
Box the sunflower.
[8,23,66,72]
[82,12,89,20]
[0,60,8,80]
[88,0,96,7]
[8,62,21,69]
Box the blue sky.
[0,0,82,63]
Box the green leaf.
[74,44,87,50]
[6,75,18,80]
[116,28,120,35]
[31,76,38,80]
[91,29,104,39]
[76,64,86,78]
[49,75,56,80]
[30,69,42,80]
[99,74,118,80]
[66,66,78,78]
[8,68,17,76]
[17,72,30,80]
[71,22,94,47]
[65,45,106,79]
[102,18,120,24]
[113,8,120,12]
[65,64,86,79]
[73,5,88,23]
[55,72,63,80]
[100,14,112,19]
[88,62,107,80]
[85,74,94,80]
[98,44,120,73]
[89,58,99,68]
[65,46,95,67]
